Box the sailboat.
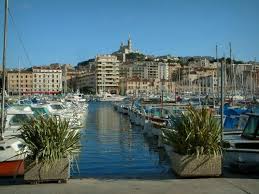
[0,0,25,177]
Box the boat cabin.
[242,113,259,140]
[3,106,34,137]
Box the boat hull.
[0,160,24,177]
[224,149,259,171]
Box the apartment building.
[152,79,176,95]
[76,71,96,92]
[192,73,218,95]
[119,61,168,80]
[158,62,169,80]
[32,66,62,94]
[125,78,150,95]
[96,55,120,94]
[124,78,175,96]
[7,70,33,95]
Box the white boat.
[0,106,27,176]
[65,92,87,102]
[98,92,126,102]
[3,105,34,138]
[0,138,25,176]
[0,0,25,177]
[43,101,87,129]
[143,107,173,147]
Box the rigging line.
[8,7,32,67]
[0,8,3,41]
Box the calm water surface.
[71,102,172,178]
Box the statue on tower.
[128,34,132,52]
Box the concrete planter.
[24,158,70,183]
[169,150,222,177]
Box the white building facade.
[95,55,120,94]
[32,67,62,94]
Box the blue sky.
[0,0,259,68]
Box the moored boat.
[0,139,25,176]
[224,113,259,171]
[143,107,173,147]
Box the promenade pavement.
[0,176,259,194]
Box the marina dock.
[1,101,259,194]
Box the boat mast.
[229,42,233,102]
[1,0,8,140]
[250,63,254,98]
[220,57,225,148]
[18,57,21,101]
[178,67,180,97]
[233,56,236,98]
[254,58,257,98]
[188,64,190,98]
[252,58,256,99]
[216,44,219,99]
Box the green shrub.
[18,116,80,166]
[162,106,222,156]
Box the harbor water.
[71,102,173,178]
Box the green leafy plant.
[18,116,81,166]
[162,106,222,156]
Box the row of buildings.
[4,37,259,97]
[7,66,62,95]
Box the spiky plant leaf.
[162,106,222,156]
[18,116,81,168]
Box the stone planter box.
[169,151,222,177]
[24,158,70,183]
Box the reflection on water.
[71,102,172,178]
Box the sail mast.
[216,44,219,99]
[229,42,233,101]
[18,57,21,101]
[1,0,8,140]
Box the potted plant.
[18,116,80,183]
[162,106,222,177]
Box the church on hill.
[112,35,135,62]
